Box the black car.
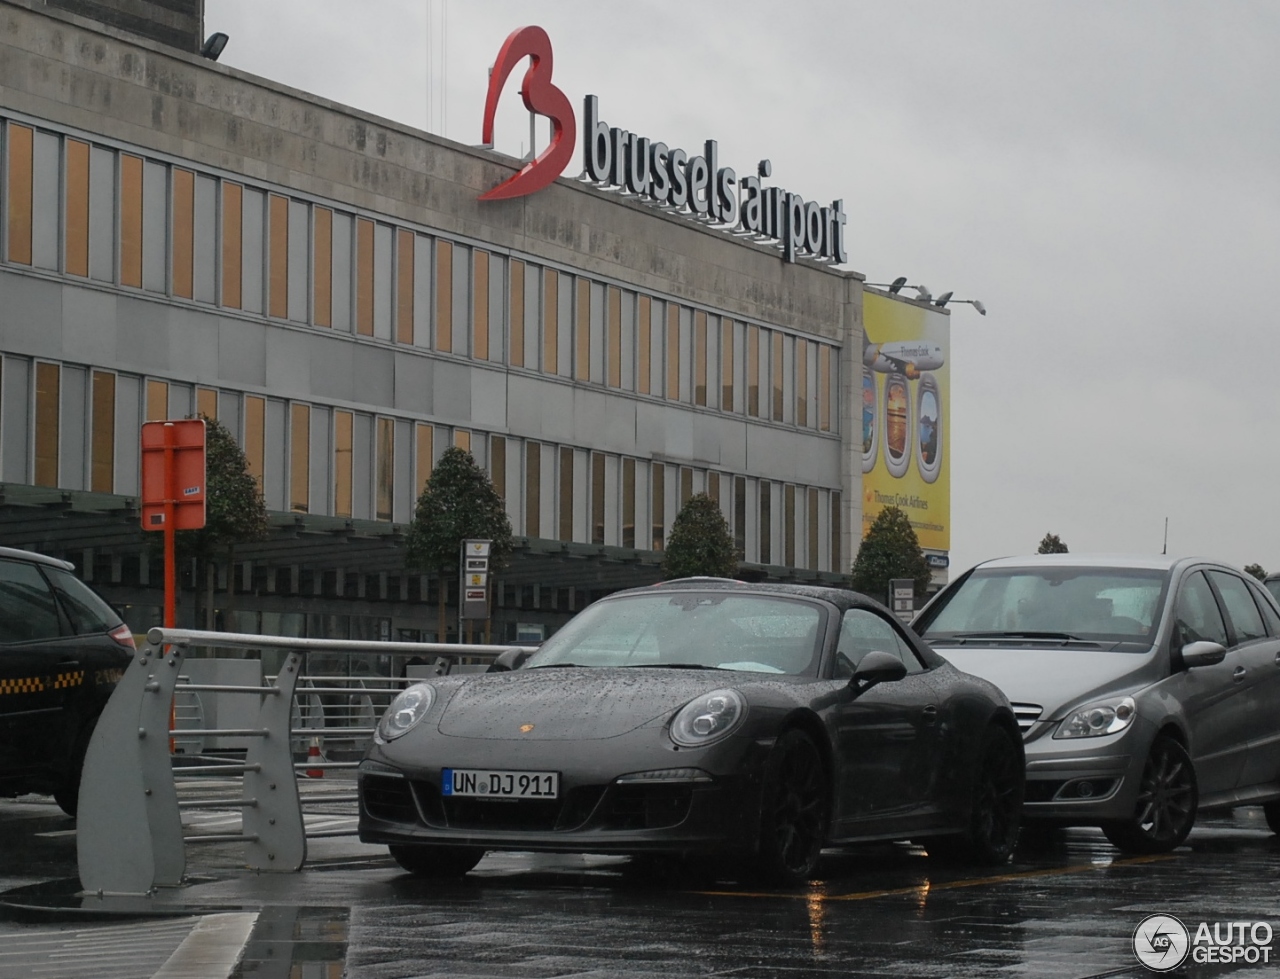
[359,580,1024,884]
[0,547,134,815]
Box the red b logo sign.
[479,26,576,201]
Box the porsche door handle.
[1233,666,1247,682]
[921,705,938,725]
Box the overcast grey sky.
[205,0,1280,576]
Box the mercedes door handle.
[921,705,938,725]
[1233,666,1247,682]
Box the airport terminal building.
[0,0,949,642]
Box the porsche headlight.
[670,688,746,747]
[1054,696,1137,739]
[376,683,436,743]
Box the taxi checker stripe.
[52,671,85,689]
[0,676,45,694]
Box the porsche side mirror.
[1181,640,1227,668]
[487,647,533,673]
[848,650,908,694]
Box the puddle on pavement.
[230,905,348,979]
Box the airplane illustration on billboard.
[863,338,945,379]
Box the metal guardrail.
[76,627,533,897]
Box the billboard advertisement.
[861,292,950,553]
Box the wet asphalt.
[2,789,1280,979]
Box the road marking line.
[692,854,1176,901]
[150,912,258,979]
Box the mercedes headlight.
[1054,696,1137,739]
[670,688,746,747]
[376,683,436,743]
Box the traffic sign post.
[141,420,207,630]
[460,540,492,622]
[889,578,915,624]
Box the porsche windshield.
[917,567,1169,646]
[526,592,825,675]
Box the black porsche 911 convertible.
[358,579,1024,884]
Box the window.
[415,422,434,496]
[396,229,415,344]
[680,467,693,507]
[244,395,266,490]
[666,305,680,400]
[796,337,809,426]
[120,154,143,287]
[47,567,118,635]
[268,194,289,319]
[608,286,622,387]
[290,404,310,513]
[313,206,332,326]
[0,559,61,643]
[721,318,734,410]
[622,457,636,548]
[734,476,746,555]
[651,462,665,550]
[760,481,772,564]
[835,608,921,677]
[196,387,217,421]
[772,331,784,422]
[172,168,194,299]
[65,138,90,277]
[831,492,842,572]
[559,446,574,541]
[7,124,33,266]
[694,310,707,406]
[525,442,541,537]
[784,484,796,566]
[1174,572,1229,647]
[334,410,354,517]
[637,296,652,394]
[708,472,720,504]
[747,325,760,416]
[454,429,471,453]
[543,268,558,372]
[146,379,168,421]
[1207,571,1266,644]
[491,436,506,500]
[509,260,525,367]
[376,417,394,521]
[34,362,59,488]
[91,371,115,493]
[819,345,832,432]
[592,452,606,545]
[222,182,243,308]
[575,278,590,381]
[356,217,375,336]
[808,488,819,571]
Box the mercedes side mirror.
[849,650,908,694]
[1181,641,1226,669]
[487,647,534,673]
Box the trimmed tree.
[405,447,513,642]
[1244,564,1267,582]
[662,493,738,580]
[850,506,932,604]
[177,416,270,630]
[1037,533,1069,554]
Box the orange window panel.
[64,139,90,277]
[196,387,218,420]
[622,457,636,548]
[396,229,414,343]
[290,404,310,514]
[490,436,506,500]
[694,310,707,406]
[376,417,394,521]
[221,182,243,308]
[90,371,115,493]
[34,363,59,488]
[575,278,590,381]
[772,331,784,422]
[268,194,288,319]
[637,296,651,394]
[120,154,143,287]
[454,429,471,453]
[747,324,760,417]
[651,462,665,550]
[525,442,541,538]
[542,268,558,373]
[314,207,332,327]
[6,125,33,266]
[334,410,353,517]
[356,217,374,336]
[473,249,489,359]
[244,395,266,490]
[435,239,453,352]
[831,491,842,571]
[172,168,195,299]
[796,337,809,427]
[607,287,621,387]
[509,260,525,367]
[558,446,573,540]
[146,379,168,421]
[665,305,680,400]
[721,318,734,411]
[591,452,605,545]
[415,423,434,497]
[808,487,820,571]
[819,345,832,432]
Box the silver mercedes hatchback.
[913,555,1280,853]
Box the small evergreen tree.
[662,493,738,580]
[177,416,270,630]
[405,447,513,641]
[1244,563,1267,582]
[1037,533,1069,554]
[850,506,932,603]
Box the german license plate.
[442,768,559,799]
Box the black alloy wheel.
[1102,735,1197,854]
[1262,801,1280,835]
[928,723,1023,864]
[388,844,485,878]
[754,729,829,885]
